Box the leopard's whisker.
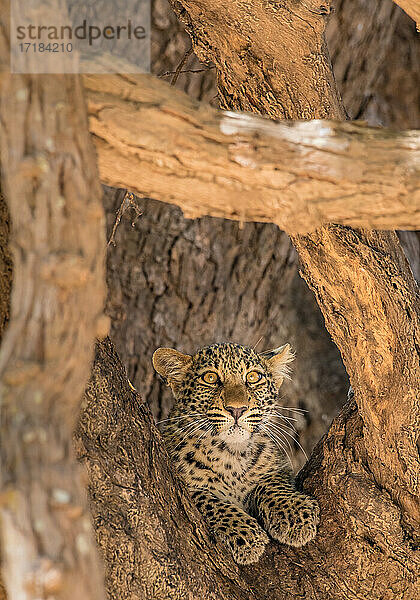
[167,417,207,437]
[171,419,209,451]
[261,422,289,453]
[269,422,308,461]
[194,424,213,445]
[267,422,294,456]
[268,411,298,431]
[274,405,308,414]
[262,414,297,436]
[261,424,293,469]
[269,409,300,423]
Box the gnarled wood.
[169,0,345,120]
[293,228,420,530]
[84,74,420,234]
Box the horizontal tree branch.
[393,0,420,28]
[84,74,420,234]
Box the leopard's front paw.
[268,494,319,547]
[217,522,269,565]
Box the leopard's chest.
[176,436,276,507]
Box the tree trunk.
[0,11,107,594]
[0,192,11,346]
[0,190,10,600]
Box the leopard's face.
[153,342,294,448]
[180,344,279,442]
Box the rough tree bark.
[85,73,420,233]
[0,191,11,600]
[76,338,257,600]
[0,3,107,596]
[0,192,11,345]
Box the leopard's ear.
[152,348,192,392]
[259,344,294,388]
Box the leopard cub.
[153,342,319,565]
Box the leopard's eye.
[201,371,219,385]
[246,370,263,384]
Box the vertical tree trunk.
[159,0,420,129]
[0,16,107,595]
[0,192,10,600]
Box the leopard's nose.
[225,406,247,421]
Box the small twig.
[171,45,194,86]
[160,66,215,78]
[107,191,143,247]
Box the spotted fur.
[153,342,319,565]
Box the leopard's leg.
[247,471,319,547]
[190,488,269,565]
